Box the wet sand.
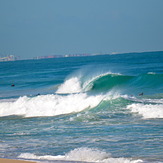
[0,158,36,163]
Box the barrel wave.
[83,73,133,92]
[57,71,163,95]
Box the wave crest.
[55,72,126,94]
[19,147,143,163]
[0,94,104,117]
[55,71,163,94]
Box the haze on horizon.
[0,0,163,59]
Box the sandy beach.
[0,158,36,163]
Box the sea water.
[0,52,163,163]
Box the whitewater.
[0,51,163,163]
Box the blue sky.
[0,0,163,59]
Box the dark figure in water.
[11,84,15,87]
[139,92,143,96]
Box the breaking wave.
[127,103,163,119]
[0,94,162,119]
[18,147,143,163]
[56,72,163,94]
[0,93,104,117]
[0,71,163,119]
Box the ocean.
[0,51,163,163]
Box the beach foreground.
[0,158,36,163]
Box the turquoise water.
[0,52,163,163]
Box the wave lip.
[82,72,123,91]
[18,147,144,163]
[55,72,132,94]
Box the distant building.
[0,55,16,62]
[33,53,108,60]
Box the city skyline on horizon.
[1,50,163,62]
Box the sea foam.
[18,147,143,163]
[127,103,163,119]
[0,93,104,117]
[56,77,82,94]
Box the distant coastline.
[0,50,162,62]
[33,50,163,60]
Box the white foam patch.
[19,153,64,160]
[127,103,163,119]
[0,93,104,117]
[147,72,156,74]
[18,147,143,163]
[56,77,82,94]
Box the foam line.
[127,103,163,119]
[18,147,143,163]
[0,94,104,117]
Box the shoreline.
[0,158,36,163]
